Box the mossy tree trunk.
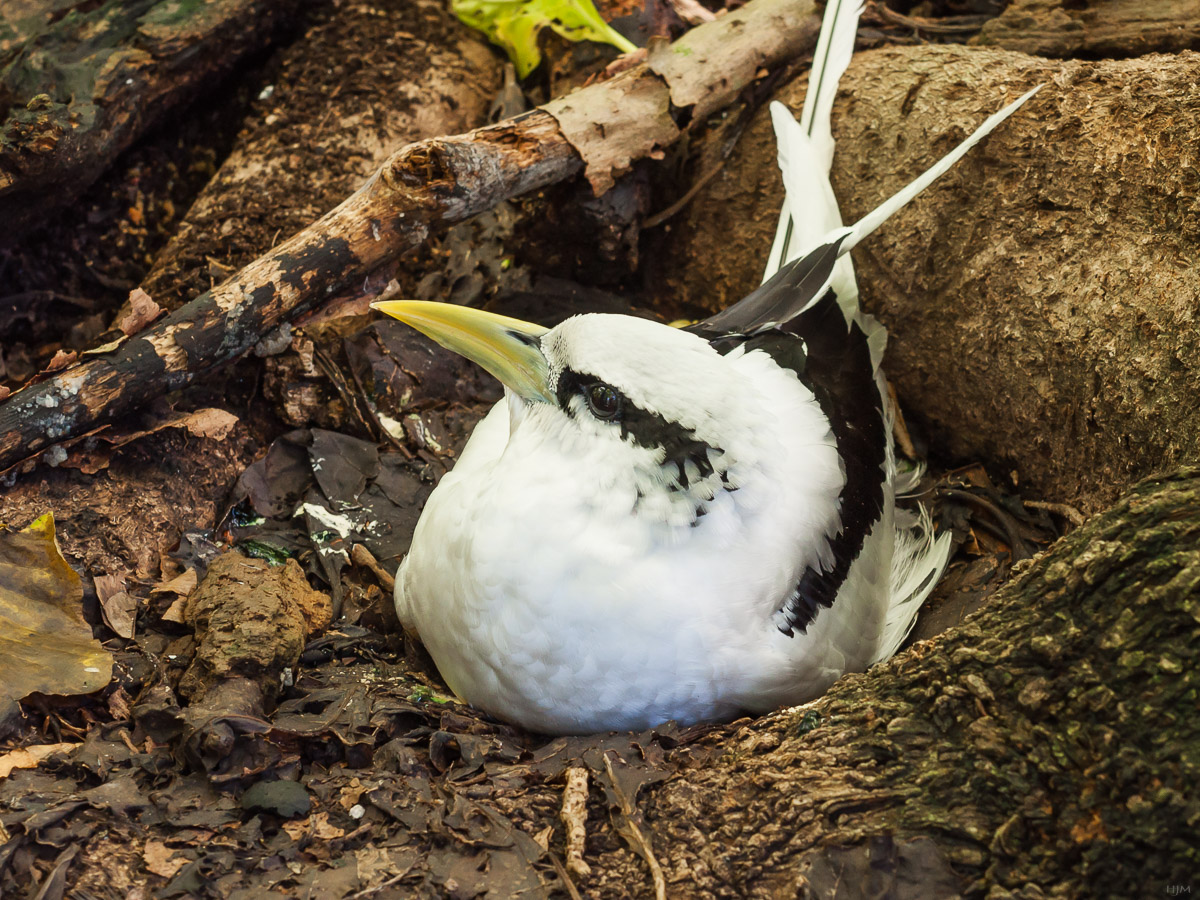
[568,468,1200,898]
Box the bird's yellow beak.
[371,300,554,403]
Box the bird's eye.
[584,382,622,420]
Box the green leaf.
[0,514,113,726]
[453,0,637,78]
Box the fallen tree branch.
[0,0,821,473]
[974,0,1200,57]
[129,0,502,314]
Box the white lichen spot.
[405,414,443,453]
[376,413,406,441]
[349,804,365,820]
[58,368,88,395]
[37,394,59,408]
[42,445,68,467]
[295,502,358,538]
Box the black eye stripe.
[553,368,588,415]
[553,366,728,492]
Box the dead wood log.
[973,0,1200,57]
[0,0,822,473]
[654,44,1200,514]
[129,0,502,314]
[566,467,1200,897]
[0,0,299,241]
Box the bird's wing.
[738,291,888,636]
[690,236,846,343]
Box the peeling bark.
[0,0,826,473]
[0,0,299,240]
[547,0,819,195]
[654,45,1200,513]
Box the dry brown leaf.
[160,597,188,624]
[107,687,133,721]
[118,288,165,336]
[338,778,365,810]
[82,338,125,357]
[61,408,238,475]
[0,386,9,401]
[44,349,78,372]
[281,819,310,841]
[94,573,137,638]
[93,573,125,604]
[151,567,197,598]
[0,742,77,779]
[103,591,137,639]
[143,840,188,878]
[0,514,113,724]
[312,812,345,840]
[181,408,239,441]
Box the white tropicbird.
[373,0,1040,734]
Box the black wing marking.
[686,236,846,343]
[709,287,887,637]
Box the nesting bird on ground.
[373,0,1040,734]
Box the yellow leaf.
[0,514,113,724]
[452,0,636,78]
[0,742,77,779]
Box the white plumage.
[375,0,1038,734]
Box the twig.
[644,161,727,229]
[864,0,990,36]
[548,852,586,900]
[603,752,668,900]
[117,729,140,755]
[1023,499,1086,527]
[886,380,918,460]
[941,488,1034,560]
[351,544,396,594]
[347,871,409,898]
[561,766,592,878]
